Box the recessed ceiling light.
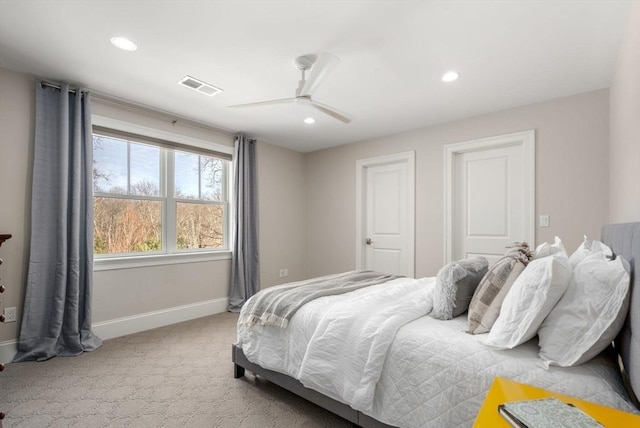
[110,36,137,52]
[304,117,316,124]
[442,71,460,82]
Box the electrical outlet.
[4,307,16,323]
[539,215,550,227]
[279,268,289,278]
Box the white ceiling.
[0,1,632,152]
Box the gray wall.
[0,69,237,341]
[90,98,235,322]
[257,141,307,288]
[609,1,640,223]
[0,68,306,344]
[305,90,610,279]
[0,69,34,343]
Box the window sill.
[94,251,232,271]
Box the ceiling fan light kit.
[229,52,352,124]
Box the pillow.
[483,253,571,349]
[503,241,533,260]
[568,236,613,269]
[430,256,489,320]
[466,243,531,334]
[537,253,630,367]
[532,236,567,260]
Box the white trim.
[356,151,415,276]
[0,298,229,363]
[92,115,233,155]
[443,130,535,263]
[0,340,17,364]
[94,250,231,271]
[91,117,233,262]
[92,297,229,340]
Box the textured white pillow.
[431,256,489,320]
[532,236,567,260]
[568,236,613,269]
[538,253,630,367]
[483,253,571,349]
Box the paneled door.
[356,152,415,276]
[445,131,535,265]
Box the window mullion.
[93,192,163,202]
[126,141,131,194]
[198,155,202,199]
[220,162,229,201]
[165,149,176,253]
[226,161,233,251]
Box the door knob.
[365,238,373,245]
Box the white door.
[356,152,415,276]
[445,131,535,265]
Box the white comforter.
[237,277,638,428]
[238,277,434,411]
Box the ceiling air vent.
[177,75,223,97]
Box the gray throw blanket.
[240,270,400,329]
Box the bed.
[232,222,640,427]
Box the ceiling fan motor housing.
[294,55,317,71]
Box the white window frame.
[92,115,233,271]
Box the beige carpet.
[0,312,352,428]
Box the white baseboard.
[0,297,229,363]
[92,297,229,340]
[0,339,17,364]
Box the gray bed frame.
[232,222,640,427]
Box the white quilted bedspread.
[238,277,638,428]
[370,316,638,427]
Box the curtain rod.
[91,92,236,138]
[40,80,79,94]
[37,79,236,138]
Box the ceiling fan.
[228,52,352,124]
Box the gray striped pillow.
[466,243,531,334]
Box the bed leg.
[234,363,245,379]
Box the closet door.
[445,131,534,265]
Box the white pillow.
[538,253,630,367]
[568,236,613,269]
[483,253,571,349]
[532,236,567,260]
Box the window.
[92,126,231,262]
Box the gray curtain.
[14,82,102,362]
[228,134,260,312]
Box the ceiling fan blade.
[228,98,296,108]
[300,52,340,97]
[310,99,352,124]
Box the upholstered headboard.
[602,222,640,406]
